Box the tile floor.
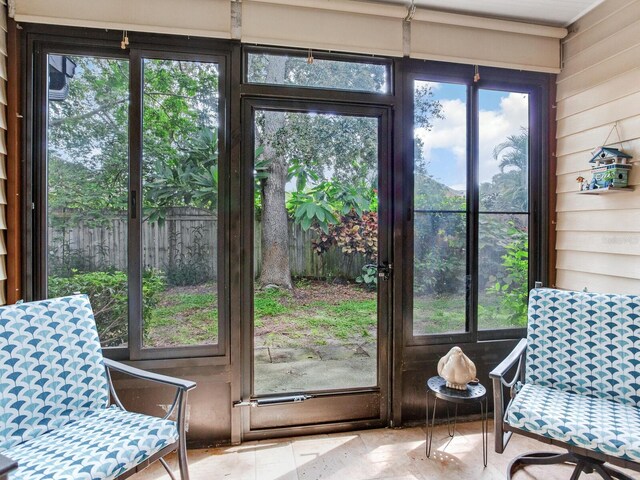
[138,420,639,480]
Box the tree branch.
[49,98,128,127]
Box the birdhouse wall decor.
[587,146,632,189]
[577,122,634,193]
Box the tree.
[481,127,529,211]
[253,56,443,288]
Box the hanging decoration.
[306,48,314,65]
[578,123,633,191]
[120,30,129,50]
[473,65,480,83]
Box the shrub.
[488,227,529,325]
[312,210,378,260]
[48,269,165,347]
[356,264,378,290]
[164,225,215,286]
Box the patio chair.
[0,294,196,480]
[491,288,640,480]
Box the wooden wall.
[555,0,640,294]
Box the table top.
[426,376,487,403]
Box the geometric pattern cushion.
[3,406,179,480]
[526,288,640,407]
[0,295,109,451]
[507,383,640,463]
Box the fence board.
[49,207,370,280]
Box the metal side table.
[425,375,488,467]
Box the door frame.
[238,97,393,440]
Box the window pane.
[46,54,130,348]
[479,90,529,212]
[414,81,467,210]
[478,213,529,330]
[413,213,467,335]
[413,80,467,336]
[247,53,389,93]
[253,110,379,395]
[141,58,220,348]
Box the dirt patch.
[288,280,374,306]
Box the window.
[408,64,546,342]
[141,57,221,349]
[36,42,229,359]
[478,89,530,330]
[246,48,390,94]
[46,54,130,347]
[413,81,468,336]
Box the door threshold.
[242,418,388,442]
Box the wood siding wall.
[555,0,640,294]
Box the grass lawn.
[413,293,526,335]
[145,284,218,347]
[254,281,377,348]
[144,279,525,348]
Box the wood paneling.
[556,210,640,232]
[556,250,640,280]
[563,0,638,60]
[556,42,640,101]
[557,67,640,120]
[555,115,640,157]
[554,0,640,295]
[556,268,640,294]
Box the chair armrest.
[0,453,18,480]
[490,338,527,380]
[490,338,527,454]
[104,358,196,392]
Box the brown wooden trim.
[547,76,558,288]
[6,19,22,304]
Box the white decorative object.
[437,346,477,390]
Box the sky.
[414,81,529,192]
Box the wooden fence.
[49,207,369,280]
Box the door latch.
[376,262,393,281]
[233,394,313,408]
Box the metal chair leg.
[177,392,191,480]
[507,451,578,479]
[507,451,636,480]
[178,443,190,480]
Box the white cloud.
[415,92,529,186]
[479,93,529,183]
[415,98,467,183]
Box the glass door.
[242,100,391,434]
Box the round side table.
[425,375,488,467]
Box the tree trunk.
[257,56,292,289]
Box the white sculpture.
[437,346,477,390]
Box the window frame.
[26,30,234,361]
[403,60,549,346]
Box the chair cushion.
[0,295,110,451]
[3,406,179,480]
[506,383,640,463]
[526,288,640,407]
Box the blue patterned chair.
[490,288,640,480]
[0,295,196,480]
